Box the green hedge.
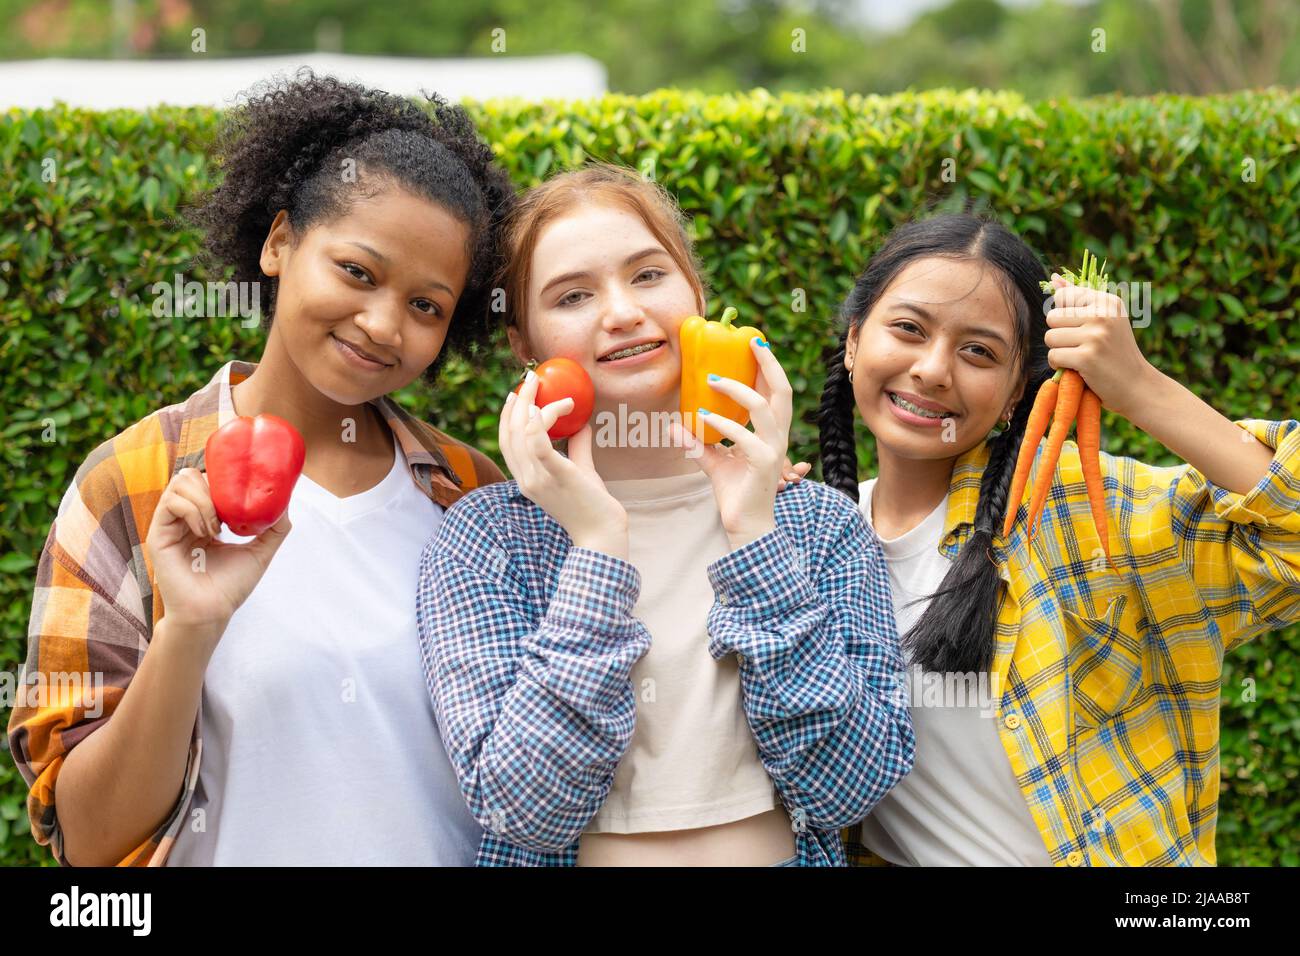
[1,88,1297,866]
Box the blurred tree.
[1146,0,1294,92]
[1,0,1295,96]
[923,0,1007,40]
[0,0,859,92]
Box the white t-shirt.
[167,432,481,865]
[856,477,1051,867]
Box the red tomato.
[204,414,306,536]
[513,358,595,440]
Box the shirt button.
[718,592,729,605]
[1003,713,1022,730]
[736,653,746,666]
[1066,851,1084,867]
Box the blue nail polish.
[755,339,770,348]
[698,407,711,416]
[707,373,719,382]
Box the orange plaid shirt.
[6,360,504,865]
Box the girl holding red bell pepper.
[7,72,514,867]
[417,164,914,866]
[817,213,1300,866]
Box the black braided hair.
[818,341,861,502]
[817,213,1054,673]
[188,68,516,385]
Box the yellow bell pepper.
[679,306,764,445]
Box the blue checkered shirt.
[416,477,915,866]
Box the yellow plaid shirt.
[845,417,1300,866]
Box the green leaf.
[532,147,553,180]
[829,208,849,243]
[0,553,35,574]
[141,177,161,217]
[1218,292,1247,319]
[703,164,719,193]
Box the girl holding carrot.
[7,72,514,866]
[416,164,914,866]
[818,213,1300,866]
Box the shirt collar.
[174,360,467,507]
[939,439,1001,565]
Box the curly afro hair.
[189,68,516,386]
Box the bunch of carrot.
[1001,250,1114,569]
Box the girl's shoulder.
[43,388,203,633]
[776,473,863,516]
[436,478,562,556]
[61,388,196,523]
[773,477,874,550]
[373,398,506,495]
[446,477,523,519]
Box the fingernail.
[707,373,719,382]
[525,369,536,383]
[698,407,711,416]
[754,339,770,349]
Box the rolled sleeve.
[543,547,644,634]
[1206,419,1300,531]
[1168,418,1300,654]
[419,495,652,853]
[705,526,816,659]
[7,527,189,867]
[698,488,914,833]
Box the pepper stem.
[719,306,738,328]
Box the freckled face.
[513,203,702,416]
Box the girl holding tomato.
[7,72,515,866]
[416,164,915,866]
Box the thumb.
[247,510,292,562]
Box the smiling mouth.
[598,341,665,362]
[887,392,957,419]
[333,334,393,367]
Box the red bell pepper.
[204,414,306,536]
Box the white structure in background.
[0,53,608,109]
